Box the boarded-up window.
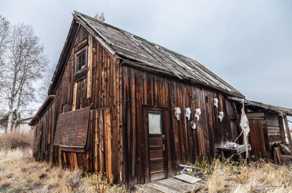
[54,107,90,148]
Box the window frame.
[74,47,88,80]
[148,111,163,135]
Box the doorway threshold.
[135,176,203,193]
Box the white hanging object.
[218,111,224,122]
[195,108,201,121]
[191,121,197,130]
[214,98,219,108]
[185,107,191,120]
[239,100,250,159]
[174,107,181,120]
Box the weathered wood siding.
[121,66,241,184]
[33,24,123,183]
[265,113,285,144]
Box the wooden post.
[94,110,99,172]
[104,109,113,183]
[284,115,292,147]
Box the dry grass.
[0,132,33,150]
[206,160,292,193]
[1,148,292,193]
[0,149,127,193]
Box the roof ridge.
[73,11,204,64]
[73,11,135,38]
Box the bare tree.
[0,15,10,93]
[3,24,47,132]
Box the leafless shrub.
[0,132,33,150]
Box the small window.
[75,49,87,73]
[148,112,162,134]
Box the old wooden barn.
[30,11,292,185]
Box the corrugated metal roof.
[73,11,243,97]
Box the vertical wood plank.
[104,109,113,183]
[87,35,93,98]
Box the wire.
[233,130,243,143]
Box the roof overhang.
[29,95,55,126]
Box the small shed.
[246,100,292,158]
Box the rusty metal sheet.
[54,107,90,148]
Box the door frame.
[143,106,172,182]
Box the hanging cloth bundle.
[239,100,250,159]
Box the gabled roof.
[50,11,244,97]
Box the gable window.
[75,48,87,80]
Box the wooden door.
[249,118,268,157]
[145,109,168,181]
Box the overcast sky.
[1,0,292,108]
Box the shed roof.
[29,95,55,125]
[246,100,292,116]
[50,11,243,97]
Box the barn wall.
[121,66,241,184]
[33,24,123,183]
